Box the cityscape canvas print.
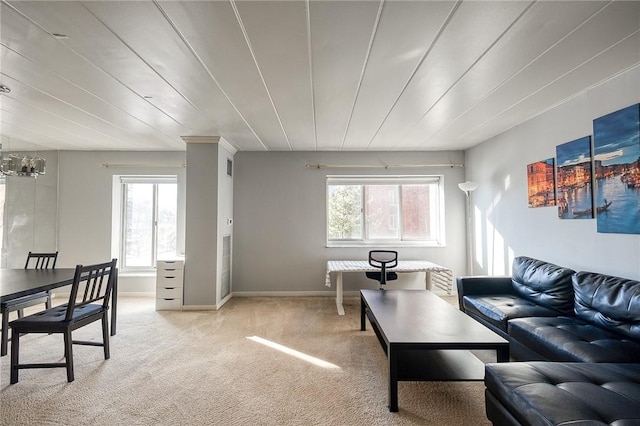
[592,103,640,234]
[527,158,556,208]
[556,136,593,219]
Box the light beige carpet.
[0,296,492,425]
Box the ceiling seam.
[0,80,137,149]
[362,0,462,151]
[0,112,105,150]
[1,42,180,145]
[78,2,201,115]
[396,0,537,150]
[415,0,615,149]
[459,29,640,142]
[339,0,385,151]
[1,70,173,147]
[0,43,182,146]
[306,0,318,151]
[460,64,640,150]
[230,0,293,151]
[153,0,264,152]
[1,2,185,145]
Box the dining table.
[0,268,118,335]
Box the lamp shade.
[458,181,478,193]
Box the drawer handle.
[164,268,177,271]
[163,298,176,301]
[163,276,176,279]
[164,287,176,290]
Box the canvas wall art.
[527,158,556,208]
[592,103,640,234]
[556,136,593,219]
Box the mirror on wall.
[0,139,58,268]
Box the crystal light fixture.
[0,139,46,177]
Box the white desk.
[325,260,453,315]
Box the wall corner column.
[182,136,220,307]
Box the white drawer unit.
[156,260,184,311]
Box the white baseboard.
[55,290,454,300]
[223,290,454,298]
[232,291,340,297]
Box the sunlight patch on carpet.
[247,336,340,369]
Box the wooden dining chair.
[10,259,117,384]
[0,251,58,356]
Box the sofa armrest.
[456,276,513,312]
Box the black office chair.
[10,259,117,383]
[0,251,58,357]
[366,250,398,290]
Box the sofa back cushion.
[511,257,575,314]
[573,271,640,341]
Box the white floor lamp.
[458,181,478,275]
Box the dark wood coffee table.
[360,289,509,412]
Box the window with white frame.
[120,176,177,271]
[326,175,445,246]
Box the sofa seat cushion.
[509,316,640,362]
[485,362,640,426]
[463,295,561,333]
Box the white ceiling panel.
[367,0,533,150]
[82,1,262,151]
[341,0,456,150]
[310,0,381,150]
[401,1,609,149]
[0,73,168,150]
[1,96,127,150]
[0,109,87,150]
[2,45,179,141]
[235,1,316,150]
[4,2,191,132]
[0,0,638,152]
[429,0,640,149]
[159,0,290,150]
[460,31,640,146]
[79,1,221,133]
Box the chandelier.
[0,140,46,177]
[1,154,46,177]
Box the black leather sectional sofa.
[456,256,640,425]
[484,362,640,425]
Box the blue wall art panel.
[592,103,640,234]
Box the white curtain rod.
[305,163,463,169]
[101,163,186,168]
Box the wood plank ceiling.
[1,0,639,152]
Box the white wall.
[466,65,640,280]
[13,67,637,300]
[57,151,186,292]
[232,151,466,294]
